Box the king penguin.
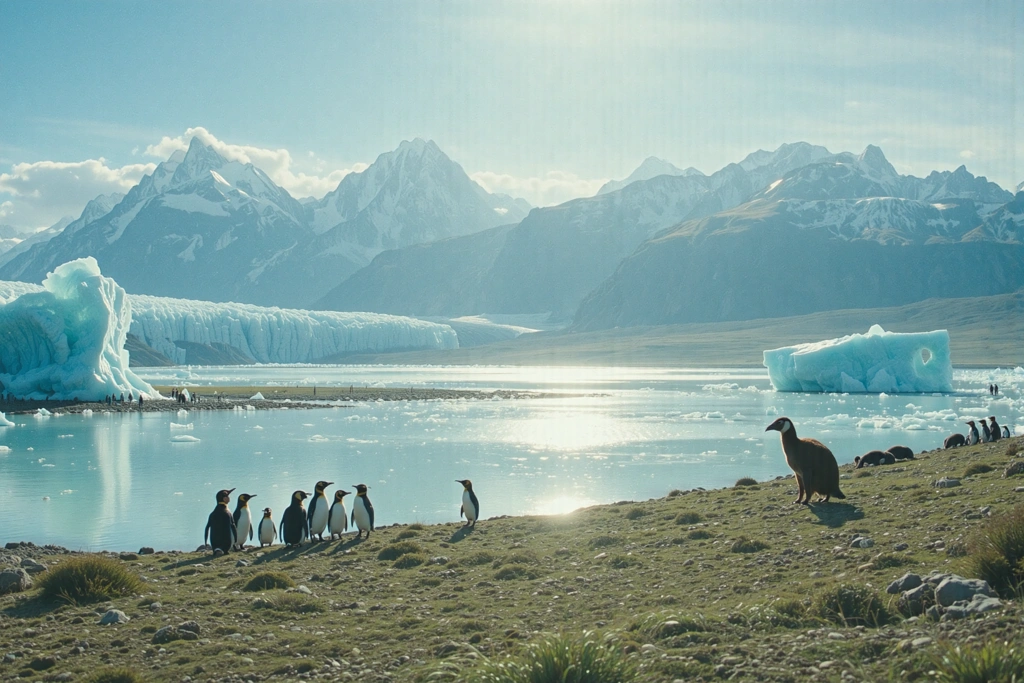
[204,488,237,554]
[981,419,992,443]
[989,417,1002,442]
[328,489,350,540]
[257,507,276,547]
[351,484,374,539]
[456,479,480,528]
[966,421,980,445]
[280,491,309,547]
[307,480,333,542]
[1003,425,1012,439]
[232,493,256,550]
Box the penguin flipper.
[248,524,253,541]
[327,506,333,531]
[368,501,375,530]
[460,505,464,519]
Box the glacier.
[763,325,953,393]
[0,258,156,401]
[0,260,459,376]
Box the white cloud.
[0,158,154,231]
[145,127,365,199]
[959,149,975,159]
[471,170,606,207]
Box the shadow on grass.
[1,595,64,619]
[449,526,475,543]
[808,502,863,528]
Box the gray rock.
[935,577,994,607]
[20,558,47,574]
[296,585,312,595]
[898,583,934,616]
[178,620,201,635]
[967,595,1002,614]
[98,609,130,625]
[925,604,943,621]
[118,552,138,561]
[152,626,188,644]
[934,477,961,488]
[429,556,450,565]
[850,537,874,549]
[139,547,155,555]
[887,573,922,594]
[893,542,909,551]
[1004,461,1024,478]
[212,548,225,558]
[0,567,33,594]
[235,559,250,568]
[149,602,162,612]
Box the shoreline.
[0,385,567,416]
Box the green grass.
[811,584,889,627]
[377,541,423,561]
[240,571,295,592]
[464,632,636,683]
[734,477,758,487]
[81,669,146,683]
[729,536,769,553]
[963,463,993,477]
[933,640,1024,683]
[966,504,1024,598]
[252,593,324,614]
[36,555,143,605]
[674,512,703,525]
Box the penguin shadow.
[807,502,863,528]
[448,525,476,543]
[249,545,308,564]
[329,535,368,554]
[161,554,221,571]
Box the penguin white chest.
[353,498,372,531]
[462,490,478,521]
[309,494,329,534]
[235,508,252,545]
[258,518,276,545]
[329,502,348,533]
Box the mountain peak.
[171,137,231,184]
[597,156,701,195]
[857,145,897,177]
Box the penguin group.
[853,444,915,468]
[201,479,478,552]
[944,416,1011,449]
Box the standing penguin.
[257,507,276,548]
[765,417,845,504]
[306,481,333,542]
[328,489,350,540]
[981,419,993,443]
[204,488,237,553]
[989,417,1002,442]
[351,484,374,539]
[1003,425,1012,439]
[232,493,256,550]
[456,479,479,527]
[280,491,310,547]
[966,421,980,445]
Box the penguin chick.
[856,450,889,468]
[257,507,276,548]
[205,488,237,553]
[885,445,915,461]
[281,491,309,547]
[307,480,333,542]
[944,433,966,449]
[232,493,256,550]
[351,484,374,539]
[765,417,845,504]
[456,479,479,528]
[328,489,350,540]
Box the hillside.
[319,290,1024,368]
[2,436,1023,682]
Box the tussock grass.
[811,583,889,627]
[393,553,427,569]
[870,553,913,570]
[933,640,1024,683]
[624,507,648,520]
[734,477,758,487]
[376,541,422,561]
[589,535,620,548]
[460,550,498,566]
[1006,441,1022,458]
[966,504,1024,597]
[729,536,769,553]
[963,463,994,477]
[674,512,703,525]
[493,550,539,567]
[253,593,324,613]
[396,529,420,540]
[241,571,295,592]
[464,631,636,683]
[82,669,146,683]
[687,529,712,540]
[630,612,707,640]
[494,564,541,581]
[36,555,143,605]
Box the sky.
[1,0,1022,231]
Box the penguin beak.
[227,488,236,493]
[248,494,256,499]
[327,482,334,486]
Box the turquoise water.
[0,365,1019,551]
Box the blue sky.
[1,0,1021,230]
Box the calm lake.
[1,365,1020,551]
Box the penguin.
[280,490,309,547]
[306,480,333,542]
[855,450,890,468]
[456,479,479,527]
[966,421,980,445]
[1003,426,1012,439]
[885,445,915,461]
[351,484,374,539]
[765,417,845,504]
[257,507,276,548]
[328,489,350,540]
[989,417,1001,442]
[204,488,237,554]
[232,493,256,550]
[943,433,966,449]
[981,419,992,443]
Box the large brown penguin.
[765,417,846,504]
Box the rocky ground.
[0,386,560,416]
[2,436,1023,682]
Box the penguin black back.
[281,490,309,547]
[205,488,237,553]
[351,483,374,538]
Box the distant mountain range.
[4,138,1022,334]
[0,139,529,308]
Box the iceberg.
[0,258,156,401]
[763,325,953,393]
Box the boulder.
[20,558,47,574]
[898,583,934,616]
[0,567,33,594]
[886,573,922,595]
[98,609,130,625]
[933,477,961,488]
[935,577,994,607]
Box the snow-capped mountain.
[597,156,703,195]
[0,225,21,257]
[0,196,120,270]
[0,138,530,308]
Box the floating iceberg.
[763,325,953,393]
[0,258,155,401]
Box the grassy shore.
[2,436,1024,682]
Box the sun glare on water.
[532,495,595,516]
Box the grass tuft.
[464,631,636,683]
[461,550,498,566]
[687,529,712,540]
[1006,442,1022,458]
[734,477,758,487]
[674,512,703,525]
[624,507,648,520]
[729,536,769,553]
[395,529,420,540]
[252,593,324,613]
[963,463,994,477]
[393,553,427,569]
[589,535,620,549]
[932,640,1024,683]
[494,564,541,581]
[811,583,889,627]
[82,668,146,683]
[965,504,1024,598]
[241,571,295,592]
[36,555,143,605]
[377,541,422,561]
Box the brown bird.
[766,417,845,504]
[943,433,966,449]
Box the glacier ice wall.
[0,258,156,400]
[763,325,953,393]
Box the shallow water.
[0,365,1020,551]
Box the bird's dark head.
[765,417,792,434]
[334,489,350,502]
[456,479,473,490]
[292,490,309,503]
[315,480,333,493]
[237,493,255,505]
[353,484,369,496]
[989,416,997,422]
[262,507,272,517]
[966,420,975,426]
[216,488,235,504]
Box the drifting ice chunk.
[0,258,156,401]
[763,325,953,393]
[0,411,13,427]
[250,392,265,400]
